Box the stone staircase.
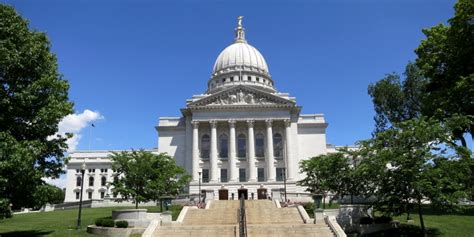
[245,200,334,237]
[152,200,334,237]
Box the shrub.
[95,218,103,226]
[101,219,115,227]
[360,216,374,224]
[374,216,392,224]
[115,220,129,228]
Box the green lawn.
[0,205,183,237]
[364,206,474,237]
[389,213,474,237]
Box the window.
[239,168,246,182]
[255,133,265,157]
[101,176,107,186]
[202,169,209,183]
[258,168,265,182]
[222,78,225,83]
[76,169,80,173]
[220,169,228,183]
[219,134,228,158]
[88,169,95,173]
[101,192,105,199]
[100,168,107,173]
[276,168,286,182]
[237,134,246,158]
[76,177,82,187]
[273,133,283,158]
[75,192,80,200]
[257,77,260,82]
[89,177,94,187]
[201,135,210,159]
[88,192,92,200]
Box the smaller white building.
[64,150,157,203]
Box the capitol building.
[64,17,341,203]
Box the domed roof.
[212,42,269,75]
[211,16,269,76]
[207,16,275,94]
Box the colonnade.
[191,119,295,183]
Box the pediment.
[188,86,296,108]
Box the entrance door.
[238,189,248,200]
[218,189,228,200]
[257,188,267,199]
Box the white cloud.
[51,109,104,152]
[43,175,67,189]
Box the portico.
[190,118,295,184]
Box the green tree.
[32,184,65,209]
[368,62,427,134]
[415,0,474,146]
[0,5,73,212]
[357,117,472,236]
[110,150,191,209]
[298,152,356,204]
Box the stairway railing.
[238,196,247,237]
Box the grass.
[390,212,474,237]
[363,206,474,237]
[0,205,183,237]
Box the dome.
[207,16,275,94]
[212,42,269,75]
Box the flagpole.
[88,124,95,150]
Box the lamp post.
[76,162,86,230]
[283,168,287,203]
[198,171,202,204]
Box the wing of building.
[65,17,342,203]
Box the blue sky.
[5,0,459,151]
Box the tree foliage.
[110,150,191,208]
[32,184,65,209]
[356,116,472,235]
[298,151,363,203]
[415,0,474,146]
[0,5,73,212]
[368,62,427,134]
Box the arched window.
[219,134,228,158]
[237,134,246,158]
[255,133,265,157]
[273,133,283,157]
[201,134,210,158]
[89,177,94,187]
[101,176,107,186]
[76,177,82,187]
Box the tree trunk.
[135,198,138,209]
[417,199,426,237]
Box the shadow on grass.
[0,230,54,237]
[362,224,441,237]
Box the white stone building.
[65,17,340,203]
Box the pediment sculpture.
[192,89,291,106]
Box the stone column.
[228,120,237,182]
[192,121,200,182]
[284,119,295,180]
[266,119,275,181]
[247,120,257,182]
[210,120,218,182]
